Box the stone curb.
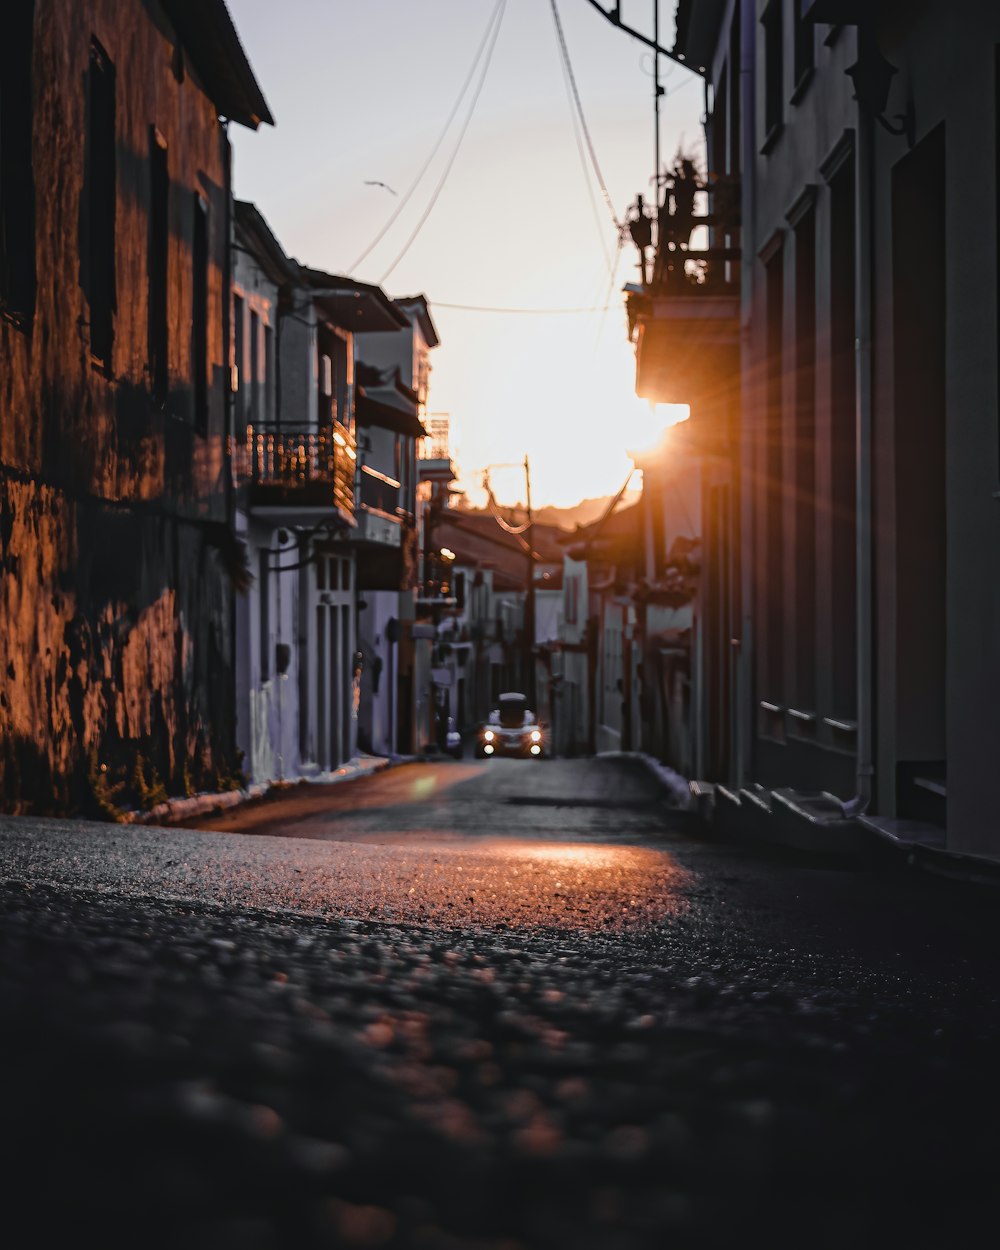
[123,754,395,826]
[597,751,694,810]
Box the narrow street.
[1,757,998,1248]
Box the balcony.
[625,166,741,410]
[629,284,740,408]
[352,465,413,590]
[247,421,356,525]
[355,466,403,549]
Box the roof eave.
[162,0,274,130]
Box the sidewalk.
[690,779,1000,889]
[124,753,395,827]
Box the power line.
[549,0,614,273]
[593,230,626,349]
[347,0,504,277]
[549,0,622,234]
[431,301,612,314]
[379,0,507,284]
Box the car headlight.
[530,730,541,742]
[484,730,495,742]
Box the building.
[426,508,565,739]
[554,482,698,766]
[640,1,1000,856]
[0,0,270,813]
[231,209,409,784]
[354,298,439,758]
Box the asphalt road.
[2,757,999,1249]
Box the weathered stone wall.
[0,0,239,814]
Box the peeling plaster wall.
[0,0,239,813]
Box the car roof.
[498,692,527,701]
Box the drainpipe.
[852,99,875,813]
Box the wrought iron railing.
[247,422,355,515]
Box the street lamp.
[845,29,914,146]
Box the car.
[475,692,546,759]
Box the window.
[729,17,741,176]
[192,193,208,434]
[792,0,814,93]
[711,65,728,184]
[148,128,168,404]
[566,576,579,625]
[761,1,783,147]
[233,293,244,426]
[85,39,116,369]
[318,325,350,428]
[264,323,274,421]
[454,572,466,611]
[249,308,260,424]
[259,549,270,682]
[0,1,36,326]
[764,244,785,709]
[829,157,857,720]
[793,204,816,713]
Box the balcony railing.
[247,421,355,516]
[359,464,400,516]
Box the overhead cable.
[431,301,612,314]
[549,0,622,234]
[549,0,614,272]
[379,0,507,284]
[347,0,504,277]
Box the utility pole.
[523,455,536,708]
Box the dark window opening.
[233,293,244,427]
[893,125,946,818]
[148,127,168,404]
[259,549,270,682]
[829,156,857,721]
[0,0,36,327]
[711,66,728,186]
[192,193,208,435]
[762,1,783,145]
[250,307,260,424]
[85,38,116,369]
[454,572,466,612]
[729,17,741,177]
[318,325,349,429]
[793,206,816,711]
[793,1,815,91]
[764,247,785,709]
[264,322,274,421]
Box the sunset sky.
[226,0,702,508]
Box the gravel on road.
[2,758,999,1249]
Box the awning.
[356,389,427,439]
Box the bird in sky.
[364,180,397,196]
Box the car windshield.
[498,695,528,728]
